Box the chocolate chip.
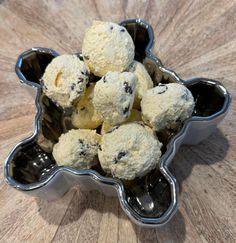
[80,107,85,111]
[40,82,48,90]
[120,28,125,32]
[77,78,84,84]
[113,126,119,131]
[128,62,136,72]
[84,54,89,60]
[175,117,182,123]
[124,82,133,94]
[110,26,113,30]
[123,105,130,114]
[75,85,84,94]
[71,83,76,90]
[107,126,119,133]
[78,139,83,144]
[114,151,127,164]
[79,151,86,156]
[103,77,106,83]
[81,70,89,76]
[117,151,127,160]
[129,62,134,69]
[157,84,168,94]
[138,122,145,127]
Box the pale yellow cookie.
[101,109,141,135]
[93,71,137,126]
[53,129,101,169]
[72,84,103,129]
[141,83,195,131]
[42,55,89,108]
[82,21,135,77]
[128,61,153,108]
[98,123,162,180]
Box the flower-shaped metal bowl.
[4,19,231,227]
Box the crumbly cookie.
[53,129,101,169]
[42,55,89,108]
[82,21,134,77]
[93,71,136,125]
[128,61,153,108]
[141,83,195,131]
[98,123,162,180]
[72,84,103,129]
[101,109,141,135]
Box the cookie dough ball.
[72,84,103,129]
[101,109,141,135]
[98,123,162,180]
[43,55,89,108]
[141,83,195,131]
[52,129,101,169]
[93,71,137,125]
[129,61,153,108]
[82,21,135,77]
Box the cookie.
[72,84,103,129]
[42,55,89,108]
[129,61,153,108]
[82,21,134,77]
[101,109,142,135]
[93,71,136,125]
[98,123,162,180]
[141,83,195,131]
[52,129,101,169]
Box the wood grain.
[0,0,235,242]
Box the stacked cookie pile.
[41,21,194,180]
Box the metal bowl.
[4,18,231,227]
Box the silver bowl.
[4,18,231,227]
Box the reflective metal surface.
[4,18,231,227]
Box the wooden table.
[0,0,235,242]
